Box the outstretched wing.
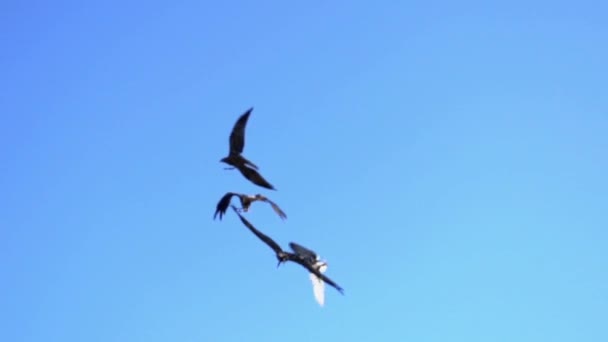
[239,154,258,170]
[231,205,283,255]
[289,242,318,261]
[238,165,275,190]
[313,269,344,295]
[260,197,287,220]
[229,107,253,154]
[214,192,236,220]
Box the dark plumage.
[236,164,275,190]
[220,107,276,190]
[231,206,344,306]
[214,192,287,221]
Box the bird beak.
[276,260,282,268]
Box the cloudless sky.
[2,1,607,341]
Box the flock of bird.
[214,107,344,307]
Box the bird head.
[276,253,289,268]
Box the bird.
[214,192,287,221]
[231,205,344,306]
[220,107,276,190]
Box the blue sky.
[2,1,607,341]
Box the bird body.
[220,107,275,190]
[220,154,258,171]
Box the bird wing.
[213,192,236,220]
[314,270,344,295]
[238,165,275,190]
[239,154,259,170]
[309,272,325,307]
[260,197,287,220]
[229,107,253,154]
[231,205,283,255]
[289,242,318,261]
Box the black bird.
[220,107,275,190]
[231,205,343,306]
[214,192,287,221]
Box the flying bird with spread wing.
[220,107,276,190]
[231,205,343,306]
[214,192,287,221]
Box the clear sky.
[2,1,607,341]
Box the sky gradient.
[2,1,607,341]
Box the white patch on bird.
[309,272,325,307]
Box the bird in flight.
[220,107,275,190]
[231,205,344,306]
[214,192,287,221]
